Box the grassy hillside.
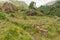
[0,12,60,40]
[0,1,60,40]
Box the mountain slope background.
[38,1,60,16]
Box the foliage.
[0,12,7,19]
[38,1,60,16]
[0,0,60,40]
[0,21,32,40]
[29,1,36,9]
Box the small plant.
[23,14,27,20]
[0,12,7,20]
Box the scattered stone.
[27,9,37,16]
[39,29,48,37]
[53,16,58,19]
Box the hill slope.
[38,1,60,16]
[0,1,60,40]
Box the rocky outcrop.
[0,2,18,12]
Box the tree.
[29,1,36,9]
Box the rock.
[27,9,37,16]
[53,16,58,19]
[39,29,48,37]
[0,2,18,12]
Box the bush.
[0,23,32,40]
[0,12,7,20]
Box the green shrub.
[0,12,7,20]
[23,14,27,20]
[0,23,32,40]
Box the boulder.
[0,2,18,12]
